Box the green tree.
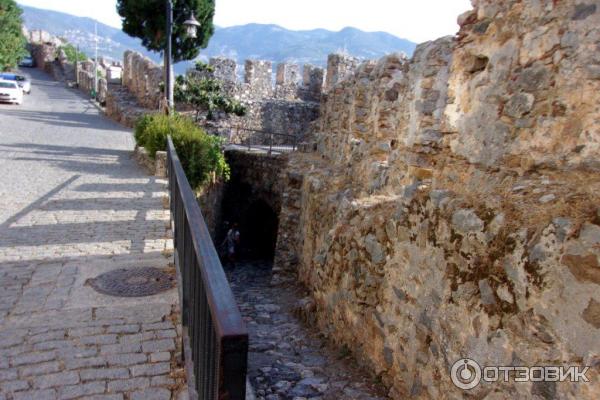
[0,0,27,71]
[116,0,215,62]
[59,43,87,63]
[174,62,246,120]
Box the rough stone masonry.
[109,49,364,147]
[273,0,600,399]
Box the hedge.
[134,113,229,189]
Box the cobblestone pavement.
[226,261,388,400]
[0,69,182,399]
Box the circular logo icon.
[451,358,482,390]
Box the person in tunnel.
[223,222,241,267]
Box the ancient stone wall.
[122,50,163,110]
[202,57,328,146]
[27,30,90,86]
[276,1,600,398]
[26,29,61,74]
[25,29,61,46]
[324,53,359,92]
[76,61,109,104]
[211,150,288,260]
[27,30,70,81]
[223,149,288,215]
[196,181,225,240]
[29,42,57,75]
[115,51,356,145]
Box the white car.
[15,75,31,94]
[0,80,24,105]
[0,73,31,94]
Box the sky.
[16,0,473,43]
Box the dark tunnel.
[220,183,280,262]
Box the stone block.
[155,151,167,178]
[209,57,237,82]
[325,53,359,91]
[130,362,170,377]
[80,367,129,381]
[245,60,272,89]
[58,382,106,399]
[33,371,79,389]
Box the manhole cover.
[88,267,175,297]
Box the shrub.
[59,43,87,63]
[134,113,229,188]
[174,61,246,121]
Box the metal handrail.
[227,126,304,154]
[167,136,248,400]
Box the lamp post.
[164,1,201,113]
[94,22,98,99]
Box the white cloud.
[18,0,473,43]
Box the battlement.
[199,53,361,102]
[25,29,63,46]
[203,58,322,102]
[122,50,163,109]
[117,50,363,143]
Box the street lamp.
[165,1,201,112]
[183,13,201,39]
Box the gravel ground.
[226,260,389,400]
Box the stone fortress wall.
[218,54,359,145]
[274,0,600,398]
[121,50,164,110]
[201,57,323,145]
[116,50,362,144]
[26,29,119,105]
[26,29,76,83]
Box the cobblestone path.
[0,70,181,399]
[226,261,388,400]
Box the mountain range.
[19,4,417,75]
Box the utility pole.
[94,23,98,99]
[164,1,199,113]
[75,45,80,87]
[165,0,174,112]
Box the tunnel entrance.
[220,182,280,263]
[240,199,279,260]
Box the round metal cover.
[88,267,175,297]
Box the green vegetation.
[175,61,246,120]
[117,0,215,63]
[134,113,229,188]
[59,43,87,63]
[0,0,27,71]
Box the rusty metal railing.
[226,126,304,155]
[167,136,248,400]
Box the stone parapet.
[208,57,327,102]
[325,53,359,91]
[122,50,163,110]
[199,57,328,145]
[133,146,167,178]
[274,1,600,398]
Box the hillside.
[20,4,417,74]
